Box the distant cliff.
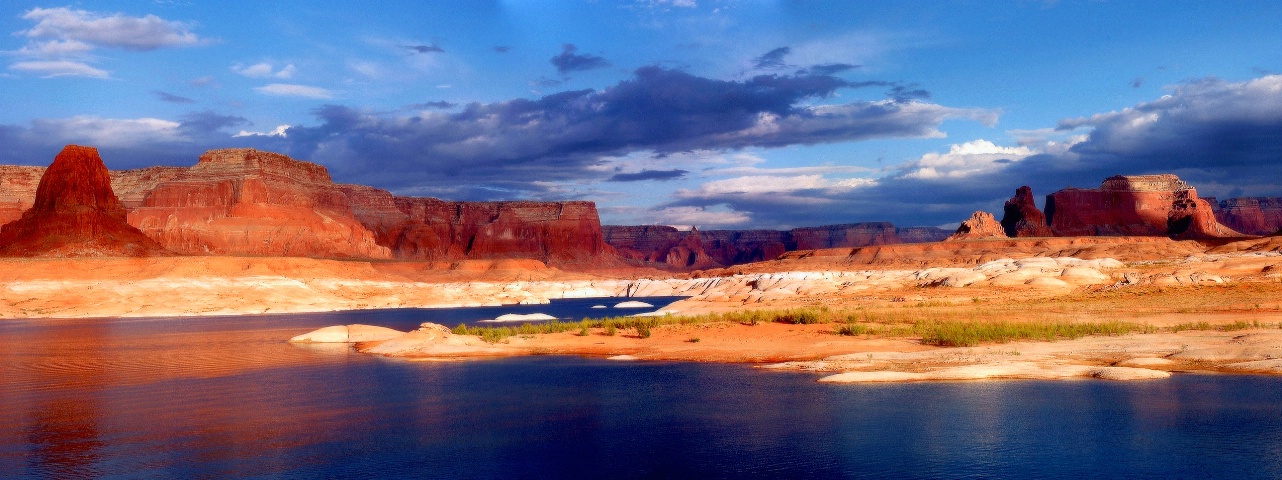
[603,223,950,270]
[1044,174,1241,239]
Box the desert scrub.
[835,323,869,336]
[917,320,1144,347]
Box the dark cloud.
[177,111,248,136]
[666,75,1282,228]
[753,47,791,70]
[403,44,444,54]
[493,45,511,53]
[265,66,989,197]
[1132,77,1144,88]
[608,169,688,182]
[799,63,858,76]
[549,44,610,74]
[152,90,195,104]
[889,85,931,102]
[407,101,457,110]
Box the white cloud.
[687,174,878,196]
[650,206,750,229]
[899,139,1036,180]
[8,60,109,79]
[19,7,204,51]
[15,39,94,57]
[233,125,291,138]
[232,62,296,79]
[30,116,182,147]
[254,83,335,99]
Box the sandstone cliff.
[1001,186,1053,237]
[1045,174,1241,239]
[126,149,390,258]
[1210,197,1282,236]
[338,184,618,267]
[946,211,1007,241]
[0,145,166,257]
[0,165,44,226]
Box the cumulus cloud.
[254,84,335,99]
[899,140,1036,179]
[648,206,751,229]
[233,125,291,138]
[550,44,611,74]
[8,7,206,79]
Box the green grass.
[915,320,1143,347]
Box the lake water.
[3,301,1282,479]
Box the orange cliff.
[0,146,624,267]
[338,184,619,268]
[0,145,166,257]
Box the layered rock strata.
[1045,174,1241,239]
[0,166,44,226]
[603,223,951,270]
[0,145,166,257]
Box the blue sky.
[1,1,1280,229]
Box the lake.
[3,301,1281,479]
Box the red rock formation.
[1045,174,1241,239]
[339,184,618,267]
[662,227,723,270]
[1211,197,1282,236]
[110,166,186,208]
[0,165,44,226]
[127,149,390,258]
[946,211,1008,241]
[0,145,166,257]
[1001,186,1053,237]
[791,222,902,250]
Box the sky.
[1,1,1279,229]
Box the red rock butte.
[1045,174,1242,239]
[0,145,167,257]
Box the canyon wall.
[602,223,951,270]
[1209,197,1282,236]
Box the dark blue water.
[3,307,1282,479]
[263,295,690,330]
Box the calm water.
[3,303,1282,479]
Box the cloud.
[153,90,195,104]
[403,44,444,54]
[607,169,688,182]
[493,46,511,53]
[28,116,182,147]
[647,206,751,229]
[754,47,791,70]
[8,60,108,78]
[233,125,290,138]
[550,44,611,74]
[799,63,859,76]
[18,7,205,51]
[406,101,457,110]
[667,74,1282,228]
[265,66,990,195]
[899,140,1036,179]
[254,83,335,99]
[232,62,296,79]
[8,7,206,79]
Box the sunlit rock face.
[125,149,391,259]
[946,211,1007,241]
[1045,174,1241,239]
[0,145,166,257]
[339,183,619,268]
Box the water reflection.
[2,312,1282,478]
